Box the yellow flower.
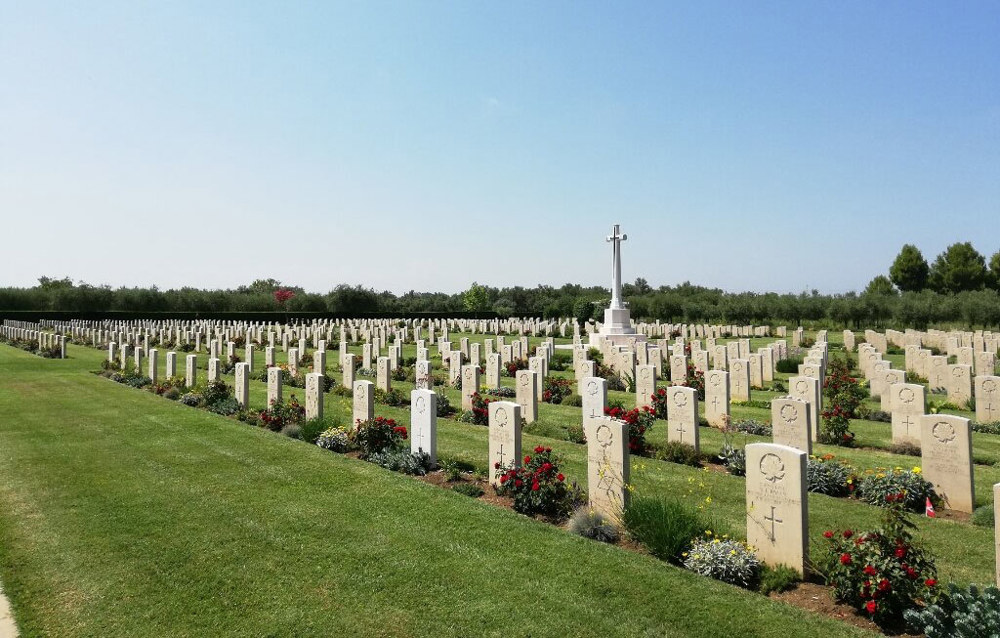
[681,552,688,557]
[876,473,886,479]
[705,530,713,536]
[730,549,737,555]
[705,496,713,504]
[913,467,922,474]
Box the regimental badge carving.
[495,407,508,428]
[932,421,956,444]
[587,381,598,396]
[780,403,798,424]
[415,396,426,414]
[899,387,915,404]
[760,453,786,483]
[596,423,614,448]
[672,390,688,408]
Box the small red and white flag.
[925,498,936,518]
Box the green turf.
[0,344,878,637]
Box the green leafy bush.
[368,450,433,475]
[653,441,703,467]
[731,419,772,436]
[568,508,620,544]
[351,416,407,458]
[776,356,804,374]
[561,394,583,407]
[452,482,484,498]
[621,497,704,563]
[542,377,573,404]
[435,394,456,417]
[495,445,572,518]
[374,387,406,407]
[316,426,350,452]
[807,455,854,497]
[821,492,939,629]
[280,423,302,439]
[758,565,800,595]
[905,582,1000,637]
[682,535,761,589]
[855,467,937,512]
[972,505,995,528]
[301,416,342,445]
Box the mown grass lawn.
[0,345,878,637]
[61,333,1000,584]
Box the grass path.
[0,344,876,637]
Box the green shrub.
[316,426,350,452]
[568,508,620,544]
[972,505,995,528]
[905,582,1000,638]
[567,425,586,444]
[300,416,342,445]
[807,455,854,497]
[653,441,703,467]
[368,450,433,475]
[855,468,937,512]
[821,493,938,629]
[452,482,484,498]
[207,396,240,416]
[495,446,573,518]
[758,564,800,595]
[682,536,761,589]
[776,356,804,374]
[351,416,407,458]
[972,421,1000,435]
[280,423,302,439]
[717,442,746,476]
[374,387,406,407]
[436,394,456,417]
[888,441,921,457]
[439,459,464,482]
[731,419,772,436]
[163,387,181,401]
[562,394,583,407]
[621,497,704,563]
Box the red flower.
[494,462,500,469]
[878,579,890,592]
[894,548,906,559]
[823,531,833,539]
[843,530,853,538]
[925,579,937,587]
[524,456,531,464]
[514,479,523,487]
[531,482,540,491]
[863,565,878,576]
[840,553,852,565]
[866,601,878,614]
[534,445,544,453]
[556,473,564,482]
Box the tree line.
[2,241,1000,329]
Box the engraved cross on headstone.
[764,506,782,542]
[902,415,914,435]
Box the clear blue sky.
[2,1,998,294]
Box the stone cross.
[606,224,627,310]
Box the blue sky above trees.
[2,2,998,294]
